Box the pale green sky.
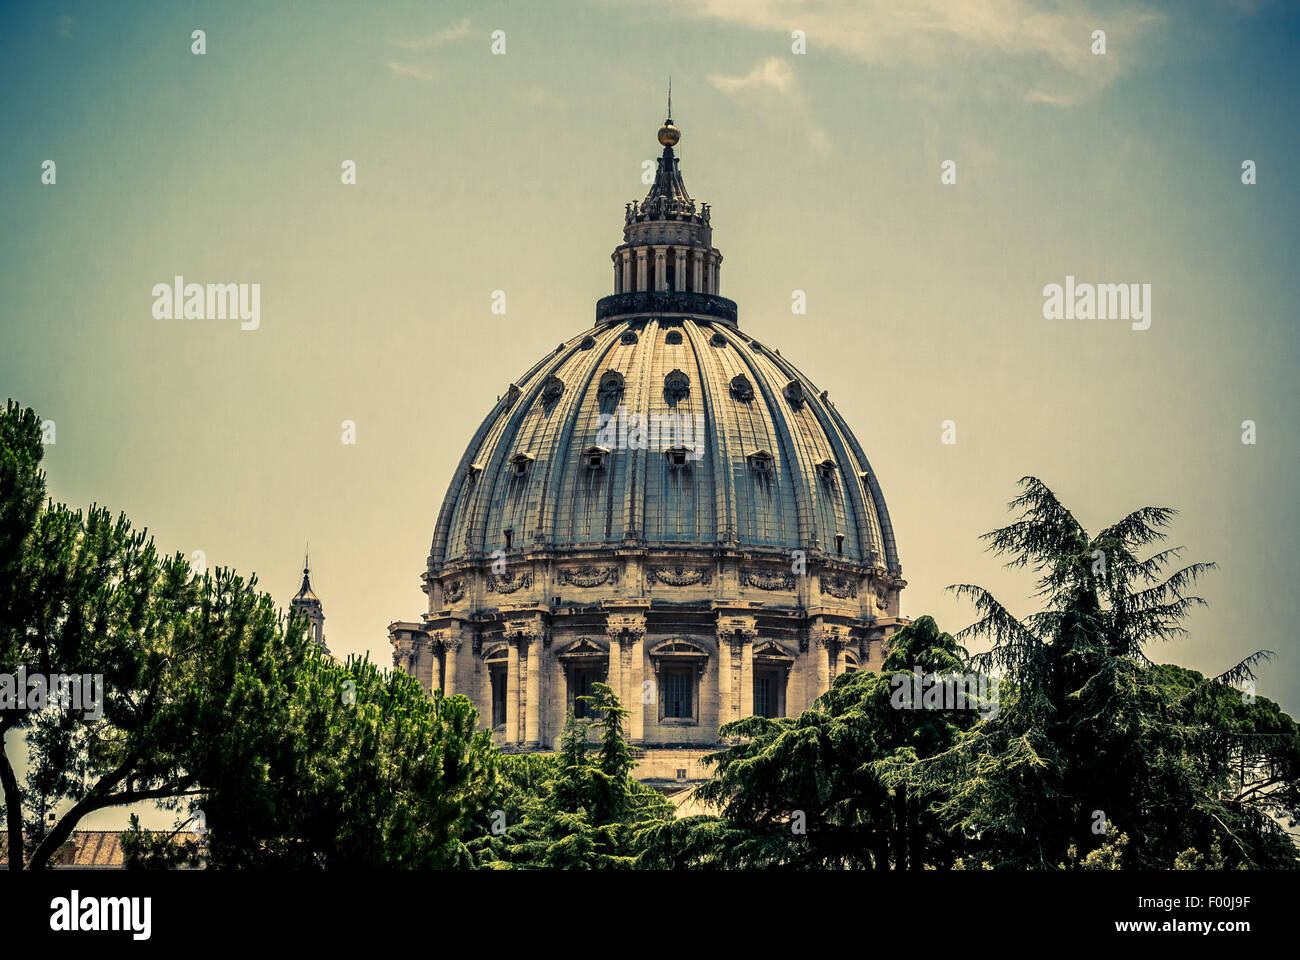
[2,1,1297,828]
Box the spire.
[293,542,319,603]
[643,94,694,219]
[290,546,326,652]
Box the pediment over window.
[558,638,607,660]
[649,638,708,659]
[754,640,794,661]
[748,449,774,474]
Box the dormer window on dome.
[816,458,836,482]
[665,445,694,469]
[584,445,610,469]
[510,452,535,477]
[748,449,774,474]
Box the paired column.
[717,635,733,729]
[608,632,623,711]
[606,612,646,744]
[524,638,541,747]
[811,628,834,701]
[505,638,521,743]
[716,618,757,732]
[739,638,754,718]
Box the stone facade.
[390,108,906,781]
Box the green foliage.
[196,653,497,868]
[120,813,203,870]
[468,684,671,869]
[637,616,977,869]
[909,477,1299,869]
[0,399,497,869]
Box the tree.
[1,398,499,869]
[636,616,977,869]
[468,683,671,869]
[902,476,1299,868]
[192,653,497,869]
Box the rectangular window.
[755,675,772,717]
[491,667,507,727]
[663,668,693,719]
[572,669,601,718]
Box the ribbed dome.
[393,109,907,766]
[428,317,900,575]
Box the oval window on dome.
[540,376,565,406]
[729,374,754,402]
[665,330,683,345]
[710,332,727,348]
[620,330,638,345]
[580,335,596,350]
[597,370,625,413]
[664,369,690,403]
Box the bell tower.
[291,550,327,652]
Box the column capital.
[504,617,544,646]
[716,614,757,643]
[605,612,646,641]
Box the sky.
[1,0,1297,827]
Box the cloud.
[657,0,1168,107]
[709,57,830,155]
[708,57,796,96]
[386,61,435,83]
[394,17,471,50]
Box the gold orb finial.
[657,77,679,146]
